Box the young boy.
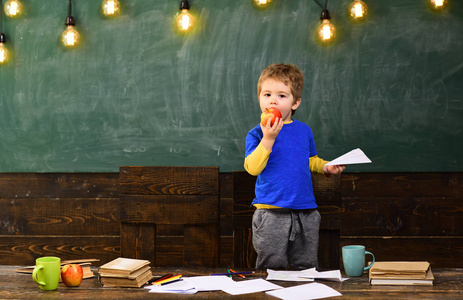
[244,63,345,270]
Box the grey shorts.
[252,208,321,270]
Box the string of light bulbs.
[0,0,452,63]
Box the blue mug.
[342,245,375,277]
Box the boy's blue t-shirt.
[245,119,318,209]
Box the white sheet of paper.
[182,276,235,291]
[325,148,372,166]
[299,268,348,282]
[221,278,283,295]
[144,280,197,294]
[266,282,342,300]
[266,269,314,282]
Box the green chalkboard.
[0,0,462,172]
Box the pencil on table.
[230,269,245,278]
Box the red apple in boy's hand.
[261,107,282,127]
[61,264,83,287]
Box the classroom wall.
[0,0,462,172]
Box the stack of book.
[98,257,153,288]
[369,261,434,285]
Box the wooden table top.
[1,266,462,299]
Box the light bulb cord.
[314,0,328,10]
[68,0,72,17]
[0,0,3,34]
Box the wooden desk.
[1,266,462,299]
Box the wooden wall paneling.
[119,166,218,195]
[119,166,220,268]
[120,223,156,264]
[0,173,119,198]
[340,237,463,268]
[120,195,218,224]
[0,236,120,266]
[0,198,120,236]
[219,173,234,267]
[342,197,463,236]
[0,173,120,266]
[341,172,463,268]
[184,225,219,268]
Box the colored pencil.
[210,271,255,276]
[154,274,182,285]
[230,269,246,278]
[160,278,182,286]
[151,273,173,284]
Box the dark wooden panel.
[340,237,463,268]
[119,166,219,195]
[0,236,119,266]
[0,173,119,198]
[220,236,233,268]
[219,173,234,199]
[318,229,340,270]
[0,198,120,235]
[342,173,463,198]
[342,197,463,236]
[120,223,155,265]
[184,225,219,268]
[120,195,218,224]
[219,198,233,236]
[233,227,256,269]
[156,236,183,267]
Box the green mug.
[32,257,61,290]
[342,245,375,277]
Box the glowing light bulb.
[177,9,194,31]
[318,19,335,42]
[0,43,9,64]
[4,0,23,18]
[253,0,272,9]
[61,26,80,48]
[429,0,447,9]
[348,0,367,22]
[102,0,121,17]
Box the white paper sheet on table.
[182,275,236,291]
[266,269,314,282]
[221,278,283,295]
[325,148,372,166]
[266,282,342,300]
[299,268,348,282]
[144,280,197,294]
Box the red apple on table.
[261,107,282,127]
[61,264,83,287]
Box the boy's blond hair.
[257,63,304,115]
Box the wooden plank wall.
[119,166,221,268]
[341,173,463,268]
[0,171,461,268]
[0,173,120,266]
